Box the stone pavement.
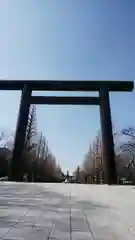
[0,182,135,239]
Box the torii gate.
[0,80,133,184]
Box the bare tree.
[0,132,4,142]
[36,132,43,162]
[80,127,120,184]
[122,127,135,139]
[0,106,63,182]
[25,105,37,154]
[119,127,135,184]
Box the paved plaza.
[0,182,135,239]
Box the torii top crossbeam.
[0,80,133,91]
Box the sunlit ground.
[0,182,135,239]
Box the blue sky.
[0,0,135,173]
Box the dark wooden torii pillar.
[9,85,32,181]
[99,88,117,184]
[0,80,132,184]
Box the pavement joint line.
[0,210,29,239]
[0,189,43,239]
[82,209,96,240]
[69,189,72,240]
[69,207,72,240]
[47,219,55,240]
[69,189,95,240]
[1,183,135,239]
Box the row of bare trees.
[74,127,135,185]
[0,105,64,182]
